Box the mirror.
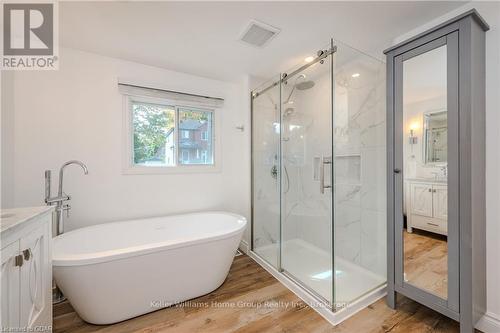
[402,44,448,299]
[423,111,447,164]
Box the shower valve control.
[270,165,278,180]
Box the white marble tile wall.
[334,58,386,278]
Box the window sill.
[122,164,221,175]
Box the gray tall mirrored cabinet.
[385,10,489,333]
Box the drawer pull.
[427,222,439,227]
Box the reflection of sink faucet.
[45,160,88,236]
[440,165,448,178]
[431,165,447,180]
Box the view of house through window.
[132,100,214,167]
[179,108,213,165]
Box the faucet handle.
[63,204,71,218]
[45,194,70,204]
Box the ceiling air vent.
[239,20,280,48]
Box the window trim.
[122,95,221,175]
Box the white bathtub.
[52,211,246,324]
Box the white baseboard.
[476,312,500,333]
[238,239,249,254]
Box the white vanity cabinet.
[406,180,448,235]
[1,207,54,331]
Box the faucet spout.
[58,160,89,196]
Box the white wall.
[2,47,251,234]
[392,2,500,332]
[1,71,15,208]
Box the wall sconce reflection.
[409,122,419,145]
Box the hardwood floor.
[404,229,448,299]
[53,254,461,333]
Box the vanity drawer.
[410,214,447,236]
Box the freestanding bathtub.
[52,211,246,324]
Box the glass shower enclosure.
[251,40,387,311]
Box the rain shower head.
[294,74,314,90]
[284,108,295,116]
[296,80,315,90]
[284,74,315,104]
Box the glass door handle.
[320,156,332,194]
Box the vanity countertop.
[405,177,447,184]
[0,206,54,234]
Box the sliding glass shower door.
[280,51,334,303]
[251,40,386,311]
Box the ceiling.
[59,1,467,82]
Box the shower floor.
[254,239,385,305]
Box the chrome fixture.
[45,160,88,236]
[284,74,315,104]
[45,160,88,304]
[319,156,332,194]
[270,165,278,179]
[440,165,448,177]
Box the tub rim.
[52,211,246,267]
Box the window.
[132,102,175,166]
[127,97,215,172]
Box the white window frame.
[122,94,221,174]
[201,131,209,141]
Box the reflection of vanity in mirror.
[406,109,449,232]
[386,10,489,332]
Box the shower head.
[283,108,295,117]
[296,80,315,90]
[284,74,315,104]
